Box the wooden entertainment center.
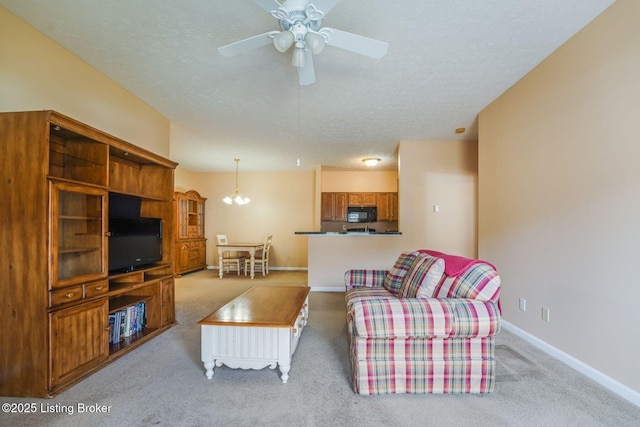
[0,110,178,397]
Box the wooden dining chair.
[216,234,244,275]
[245,234,272,276]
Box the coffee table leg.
[202,325,215,379]
[279,364,290,383]
[204,361,215,379]
[278,328,291,383]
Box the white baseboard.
[206,266,308,271]
[310,287,344,292]
[502,320,640,407]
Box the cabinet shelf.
[58,247,101,255]
[108,265,173,296]
[109,328,158,355]
[108,264,172,281]
[109,295,152,313]
[49,147,104,169]
[59,215,101,221]
[108,281,147,296]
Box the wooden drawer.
[50,280,109,307]
[50,285,83,306]
[84,280,109,298]
[187,226,199,238]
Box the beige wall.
[175,167,315,269]
[321,170,398,192]
[479,0,640,395]
[0,7,170,157]
[399,140,478,257]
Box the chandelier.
[222,159,250,205]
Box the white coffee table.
[198,286,310,383]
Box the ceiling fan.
[218,0,389,85]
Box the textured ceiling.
[1,0,615,171]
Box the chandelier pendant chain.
[296,85,302,166]
[223,158,250,205]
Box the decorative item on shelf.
[362,157,380,167]
[223,158,251,205]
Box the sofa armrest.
[347,298,501,339]
[348,298,452,338]
[446,299,501,337]
[344,269,388,289]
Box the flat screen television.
[108,217,162,274]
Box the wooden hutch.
[174,190,207,275]
[0,110,178,397]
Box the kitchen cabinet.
[348,192,376,206]
[321,192,347,221]
[376,192,399,221]
[322,192,398,222]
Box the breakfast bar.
[295,231,404,291]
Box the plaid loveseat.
[344,250,501,395]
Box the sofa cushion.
[345,287,395,308]
[383,251,420,295]
[397,254,444,298]
[434,262,501,304]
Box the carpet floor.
[2,270,639,426]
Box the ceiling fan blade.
[298,50,316,86]
[218,32,276,57]
[308,0,343,15]
[324,28,388,59]
[252,0,282,12]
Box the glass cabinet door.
[51,182,107,288]
[196,200,204,237]
[178,198,189,239]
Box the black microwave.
[347,206,377,223]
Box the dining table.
[216,242,264,279]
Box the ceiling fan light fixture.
[304,31,325,55]
[273,30,294,53]
[291,47,306,67]
[363,157,381,167]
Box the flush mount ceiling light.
[223,159,251,205]
[363,158,381,167]
[218,0,389,86]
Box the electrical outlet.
[519,298,526,311]
[542,307,550,322]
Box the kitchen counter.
[295,231,406,290]
[295,231,402,235]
